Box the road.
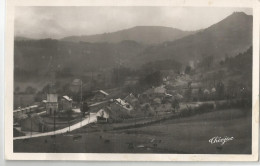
[13,113,97,140]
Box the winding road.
[13,113,97,140]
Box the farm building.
[110,98,133,114]
[13,105,38,119]
[96,109,110,123]
[46,93,58,115]
[60,95,73,111]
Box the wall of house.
[46,103,58,115]
[110,103,131,114]
[60,99,72,110]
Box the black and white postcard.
[4,0,259,161]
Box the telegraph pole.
[30,115,32,137]
[80,79,83,128]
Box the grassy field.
[14,108,251,154]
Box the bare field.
[14,108,251,154]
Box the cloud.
[14,6,252,39]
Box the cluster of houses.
[93,85,184,121]
[15,72,213,133]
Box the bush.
[179,103,214,117]
[194,103,214,114]
[216,99,252,110]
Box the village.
[13,62,251,143]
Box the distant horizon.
[15,25,198,40]
[15,7,252,39]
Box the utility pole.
[80,79,83,128]
[53,109,56,152]
[30,116,32,137]
[54,109,56,135]
[80,79,83,103]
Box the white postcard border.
[4,0,259,161]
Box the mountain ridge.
[61,26,196,45]
[14,12,252,80]
[136,12,252,64]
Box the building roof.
[115,98,127,106]
[204,89,210,94]
[124,93,138,102]
[14,105,39,113]
[154,86,166,94]
[99,90,109,96]
[153,98,161,104]
[115,98,133,111]
[72,79,82,86]
[211,88,216,93]
[63,95,72,101]
[165,93,173,97]
[96,109,109,119]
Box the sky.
[14,6,252,39]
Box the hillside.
[14,39,146,81]
[138,12,252,64]
[62,26,195,45]
[14,12,252,82]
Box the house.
[124,93,139,108]
[165,93,173,98]
[110,98,133,114]
[154,86,166,94]
[13,105,39,119]
[96,109,109,122]
[20,113,46,132]
[92,90,109,101]
[46,93,59,115]
[203,89,210,95]
[60,95,73,111]
[153,98,161,104]
[211,87,216,93]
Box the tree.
[185,87,192,101]
[201,55,214,69]
[171,99,180,113]
[185,65,192,74]
[25,86,36,94]
[198,88,203,101]
[81,101,89,117]
[139,71,163,88]
[144,104,150,116]
[216,81,225,100]
[227,80,238,99]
